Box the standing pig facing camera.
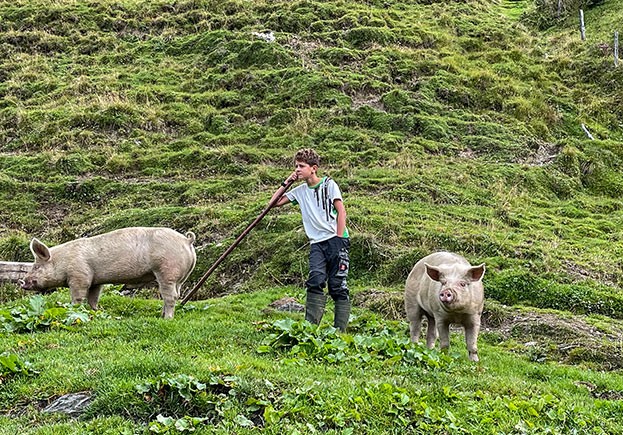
[404,252,485,362]
[19,227,197,319]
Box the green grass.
[1,290,622,434]
[2,0,623,432]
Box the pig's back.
[419,252,469,268]
[84,227,190,255]
[406,252,466,286]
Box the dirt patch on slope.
[482,305,623,370]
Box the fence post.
[557,0,563,19]
[579,9,586,41]
[615,31,619,67]
[581,124,595,140]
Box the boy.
[271,148,351,331]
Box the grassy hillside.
[1,0,623,433]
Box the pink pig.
[404,252,485,361]
[20,227,196,319]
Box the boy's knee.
[306,272,326,293]
[328,278,348,301]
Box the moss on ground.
[0,0,622,328]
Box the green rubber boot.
[305,292,327,325]
[333,298,351,332]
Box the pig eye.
[459,281,467,287]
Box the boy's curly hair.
[294,148,320,167]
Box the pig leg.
[68,274,93,306]
[464,318,481,362]
[425,314,437,349]
[407,304,423,342]
[87,284,103,310]
[155,274,178,319]
[436,319,451,352]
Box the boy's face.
[295,160,317,180]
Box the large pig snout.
[20,278,35,290]
[439,288,454,304]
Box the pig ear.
[468,264,486,281]
[30,238,51,262]
[425,264,442,282]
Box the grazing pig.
[404,252,485,361]
[19,227,196,319]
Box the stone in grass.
[269,297,305,312]
[43,392,92,417]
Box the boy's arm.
[334,199,347,237]
[273,194,291,207]
[270,171,298,207]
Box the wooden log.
[0,261,32,283]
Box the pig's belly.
[92,271,157,285]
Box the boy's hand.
[285,171,298,184]
[279,171,298,190]
[339,236,350,248]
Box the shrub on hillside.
[525,0,606,29]
[579,144,623,197]
[0,233,30,262]
[487,269,623,319]
[344,27,395,48]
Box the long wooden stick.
[180,179,295,305]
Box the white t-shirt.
[285,177,347,244]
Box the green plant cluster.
[456,389,609,434]
[213,379,614,433]
[126,370,614,433]
[147,414,210,434]
[257,317,456,367]
[254,381,463,432]
[0,295,94,333]
[0,352,37,383]
[135,372,243,427]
